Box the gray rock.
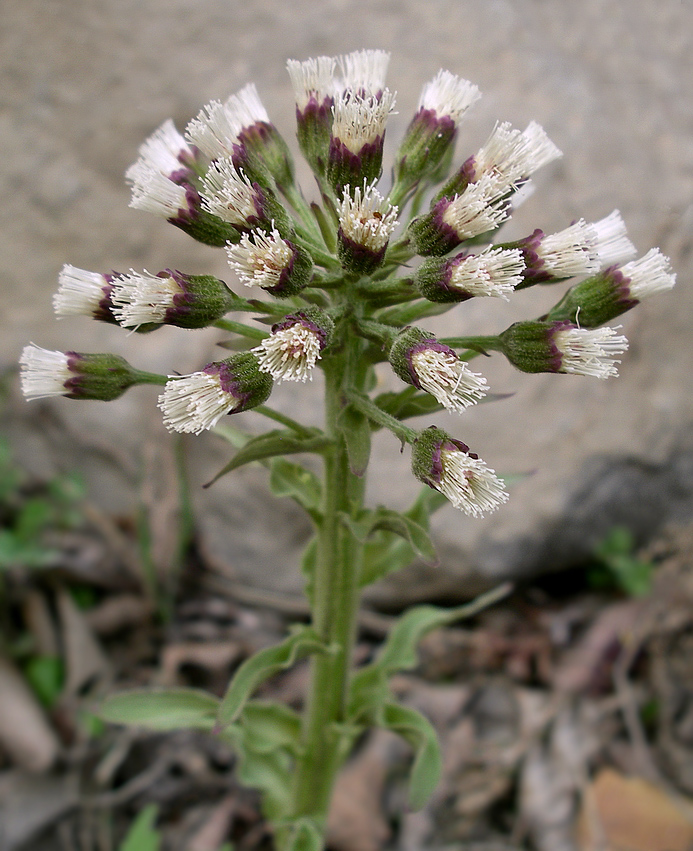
[4,0,693,605]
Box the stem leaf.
[360,487,447,587]
[99,688,219,731]
[218,626,329,727]
[119,804,161,851]
[269,458,322,518]
[223,726,294,821]
[375,298,454,326]
[241,700,303,756]
[205,429,332,487]
[284,818,324,851]
[380,703,442,810]
[373,387,443,422]
[342,507,437,566]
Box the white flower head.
[472,120,561,188]
[54,264,111,318]
[128,165,190,219]
[331,89,396,154]
[418,70,480,124]
[110,270,182,328]
[536,220,600,278]
[437,446,509,517]
[591,210,636,268]
[617,248,676,300]
[125,119,195,184]
[252,322,323,382]
[553,325,629,379]
[448,248,525,300]
[20,344,72,400]
[201,158,259,225]
[337,49,390,94]
[338,182,399,252]
[441,172,510,240]
[287,56,337,110]
[226,227,294,289]
[186,84,269,160]
[159,370,239,434]
[411,347,488,412]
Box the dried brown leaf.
[577,768,693,851]
[0,654,61,773]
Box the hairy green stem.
[214,318,268,341]
[286,323,368,842]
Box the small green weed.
[588,526,655,597]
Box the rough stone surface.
[3,1,693,604]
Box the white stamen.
[252,324,322,382]
[449,248,525,299]
[592,210,636,267]
[159,372,238,434]
[338,182,399,251]
[441,173,510,240]
[186,84,270,160]
[554,326,629,379]
[287,56,337,110]
[538,220,600,277]
[201,158,258,226]
[20,345,71,400]
[473,120,562,189]
[128,165,189,219]
[337,49,390,93]
[111,270,182,327]
[411,349,488,412]
[618,248,676,300]
[437,448,509,517]
[54,265,109,318]
[418,70,480,123]
[125,119,194,183]
[331,89,396,154]
[226,227,294,289]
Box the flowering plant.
[20,50,675,850]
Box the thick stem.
[286,329,367,841]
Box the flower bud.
[326,89,396,195]
[287,55,337,175]
[186,85,295,192]
[545,248,676,327]
[408,173,510,257]
[201,159,292,237]
[20,345,146,402]
[507,211,636,288]
[111,270,236,330]
[159,353,272,434]
[412,426,508,517]
[389,327,488,412]
[252,307,334,382]
[394,70,480,189]
[226,226,312,297]
[437,120,561,202]
[337,182,399,274]
[415,247,524,303]
[127,163,238,247]
[53,265,120,324]
[499,320,628,379]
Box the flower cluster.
[21,50,675,519]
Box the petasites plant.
[20,50,675,851]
